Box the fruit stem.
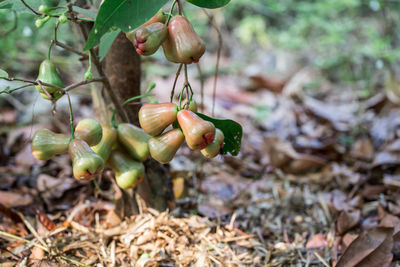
[48,22,59,60]
[166,0,178,26]
[170,63,183,102]
[66,92,75,139]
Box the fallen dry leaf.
[0,191,33,208]
[336,227,393,267]
[306,234,328,249]
[336,209,361,235]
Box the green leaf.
[99,29,121,61]
[72,6,97,19]
[196,113,242,156]
[185,0,231,9]
[0,0,12,9]
[4,0,40,13]
[84,0,168,51]
[0,69,8,79]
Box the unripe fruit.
[58,13,68,24]
[74,118,102,147]
[91,125,117,161]
[162,16,206,64]
[117,123,151,162]
[177,110,216,150]
[182,99,198,112]
[201,129,224,158]
[126,9,167,42]
[133,22,168,56]
[148,129,184,164]
[35,60,64,101]
[38,5,48,13]
[31,129,71,160]
[108,150,145,189]
[35,16,50,28]
[139,103,178,136]
[69,139,104,181]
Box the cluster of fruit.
[126,9,205,64]
[31,119,150,189]
[139,101,225,163]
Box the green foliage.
[0,69,8,78]
[185,0,231,9]
[99,29,121,61]
[84,0,169,51]
[196,113,242,156]
[228,0,400,84]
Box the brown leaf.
[306,234,328,249]
[0,191,33,208]
[198,203,231,219]
[248,74,286,93]
[337,210,361,235]
[264,137,326,174]
[350,138,374,161]
[336,227,394,267]
[362,185,386,200]
[0,202,22,223]
[379,214,400,234]
[304,96,356,131]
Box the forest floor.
[1,53,400,266]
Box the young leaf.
[99,29,121,61]
[0,69,8,79]
[0,0,12,9]
[84,0,168,51]
[72,6,97,19]
[185,0,231,9]
[4,0,40,13]
[195,112,242,156]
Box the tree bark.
[103,33,175,212]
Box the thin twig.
[64,77,105,92]
[176,0,182,15]
[20,0,41,15]
[66,3,129,123]
[196,62,204,112]
[170,63,183,102]
[66,92,75,138]
[52,40,89,58]
[184,64,189,107]
[0,76,105,95]
[203,9,222,116]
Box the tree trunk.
[103,33,175,213]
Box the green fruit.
[133,22,168,56]
[35,59,64,101]
[182,99,198,112]
[148,129,184,164]
[108,150,145,189]
[126,9,167,42]
[35,16,51,28]
[91,125,117,162]
[31,129,71,160]
[69,139,104,181]
[58,14,68,24]
[177,110,215,150]
[201,129,224,158]
[75,118,102,147]
[139,103,178,136]
[117,123,151,162]
[38,5,48,13]
[162,16,206,64]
